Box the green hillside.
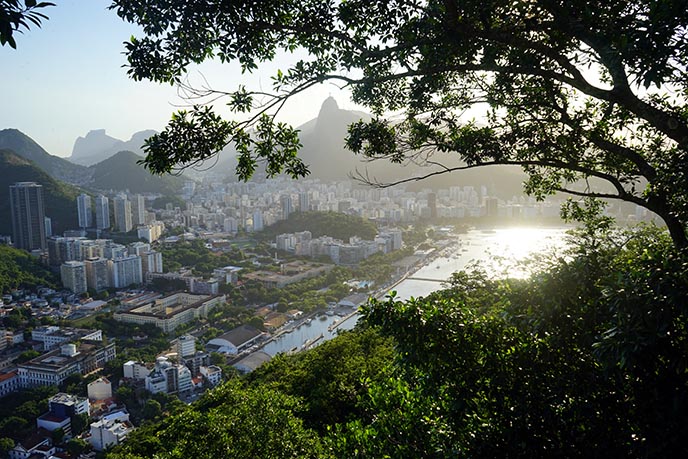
[89,150,185,194]
[0,129,89,184]
[260,211,378,241]
[0,150,79,235]
[0,244,57,293]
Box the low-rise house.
[88,410,134,452]
[199,365,223,386]
[8,431,54,459]
[36,393,90,439]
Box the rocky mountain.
[70,129,157,166]
[89,150,185,194]
[0,129,90,184]
[297,97,527,195]
[189,97,527,197]
[0,149,79,235]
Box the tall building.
[427,192,437,219]
[141,251,163,275]
[9,182,47,251]
[44,217,52,238]
[113,195,132,233]
[95,195,110,230]
[176,335,196,358]
[77,194,92,228]
[252,210,264,232]
[298,192,310,212]
[108,255,142,288]
[281,195,293,220]
[131,194,146,226]
[60,261,87,294]
[84,257,110,292]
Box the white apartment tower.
[95,195,110,230]
[252,210,264,232]
[141,251,163,275]
[77,194,92,228]
[84,257,110,292]
[108,255,142,288]
[61,261,87,294]
[113,195,132,233]
[131,194,146,226]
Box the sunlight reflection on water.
[393,227,571,301]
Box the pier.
[405,277,447,283]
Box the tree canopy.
[0,1,54,48]
[110,0,688,247]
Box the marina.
[258,226,570,356]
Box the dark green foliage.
[0,385,56,439]
[151,195,186,211]
[260,211,377,242]
[0,437,14,456]
[0,244,56,293]
[0,129,86,183]
[348,226,688,457]
[0,1,54,48]
[15,350,40,363]
[0,149,79,235]
[159,239,244,276]
[102,226,688,458]
[109,380,329,459]
[248,327,395,431]
[66,438,88,457]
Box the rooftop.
[212,325,262,347]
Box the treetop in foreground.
[111,0,688,247]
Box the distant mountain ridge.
[0,149,79,235]
[294,98,527,196]
[0,129,90,184]
[0,129,186,195]
[70,129,158,166]
[90,150,185,194]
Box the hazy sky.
[1,1,357,157]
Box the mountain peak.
[318,96,340,117]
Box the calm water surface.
[263,226,571,355]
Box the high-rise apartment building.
[77,194,92,228]
[108,256,142,288]
[84,257,110,292]
[9,182,47,251]
[95,195,110,230]
[131,194,146,226]
[298,192,310,213]
[61,261,87,294]
[113,196,132,233]
[280,195,293,220]
[252,210,264,232]
[141,251,163,275]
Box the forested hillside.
[0,149,80,235]
[260,211,378,241]
[0,245,57,293]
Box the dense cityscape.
[2,1,687,458]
